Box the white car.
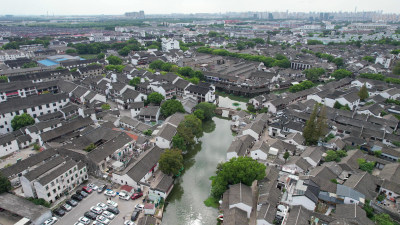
[135,204,144,211]
[43,217,58,225]
[90,206,103,215]
[118,191,130,200]
[124,221,135,225]
[79,216,91,225]
[88,183,99,191]
[62,203,72,211]
[102,211,115,220]
[106,200,118,208]
[92,222,105,225]
[96,202,108,211]
[104,190,116,197]
[74,223,85,225]
[96,215,110,225]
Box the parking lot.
[55,183,145,225]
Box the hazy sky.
[1,0,399,15]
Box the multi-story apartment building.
[0,93,69,134]
[20,156,87,203]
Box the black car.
[66,199,78,207]
[84,211,97,220]
[53,208,66,217]
[130,209,140,221]
[71,194,83,201]
[106,206,120,215]
[76,190,88,198]
[97,184,107,193]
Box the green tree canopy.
[303,68,326,82]
[393,62,400,75]
[107,55,123,65]
[362,56,375,63]
[283,151,290,162]
[147,92,165,105]
[358,84,369,101]
[0,173,11,194]
[303,104,328,145]
[195,102,216,120]
[289,80,314,93]
[11,113,35,131]
[331,69,352,80]
[325,150,347,162]
[159,149,184,176]
[357,158,375,173]
[194,109,205,120]
[129,77,141,87]
[172,135,186,151]
[97,52,105,59]
[0,76,8,83]
[161,99,185,117]
[210,157,266,199]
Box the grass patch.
[79,54,98,59]
[204,197,220,208]
[216,90,250,103]
[272,88,289,94]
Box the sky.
[0,0,399,15]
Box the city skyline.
[0,0,399,16]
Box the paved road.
[56,189,144,225]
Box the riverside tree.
[210,157,266,199]
[159,149,183,176]
[160,99,184,117]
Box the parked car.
[106,200,118,208]
[61,203,72,211]
[43,217,58,225]
[131,192,143,200]
[77,190,88,198]
[90,206,103,215]
[118,191,130,200]
[124,221,135,225]
[82,186,93,194]
[71,194,83,201]
[66,199,78,207]
[73,222,85,225]
[79,216,91,224]
[92,221,105,225]
[98,185,107,193]
[106,206,120,215]
[84,211,97,220]
[135,204,144,211]
[102,211,115,220]
[96,202,108,211]
[96,215,110,225]
[131,209,140,221]
[53,208,65,217]
[104,190,116,197]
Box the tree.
[333,57,344,67]
[172,135,186,151]
[0,76,8,83]
[22,62,37,68]
[374,150,382,157]
[393,62,400,75]
[325,150,340,162]
[283,151,290,162]
[362,56,375,63]
[147,92,165,105]
[357,158,375,173]
[194,109,205,120]
[11,113,35,131]
[159,149,184,176]
[331,69,352,80]
[161,99,184,117]
[0,173,11,194]
[315,105,328,138]
[180,114,202,138]
[143,129,152,136]
[149,60,165,70]
[303,68,326,82]
[97,52,105,59]
[358,84,369,101]
[129,77,141,87]
[65,49,77,54]
[374,213,396,225]
[195,102,216,120]
[107,55,122,65]
[210,157,266,199]
[303,104,319,145]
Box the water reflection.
[162,118,234,225]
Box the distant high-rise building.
[125,11,145,19]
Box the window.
[39,106,42,110]
[46,104,50,108]
[46,186,49,191]
[47,193,51,197]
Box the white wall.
[291,196,316,210]
[250,150,268,161]
[229,203,252,218]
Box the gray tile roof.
[24,156,65,181]
[37,159,77,185]
[157,124,177,141]
[0,93,68,114]
[126,146,163,182]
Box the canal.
[162,117,234,225]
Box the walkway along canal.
[162,117,234,225]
